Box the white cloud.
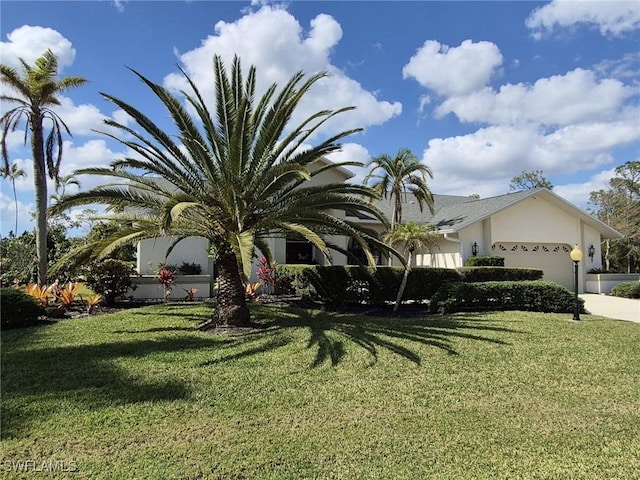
[164,5,401,137]
[0,25,76,71]
[0,190,33,235]
[526,0,640,39]
[402,39,503,97]
[325,142,371,184]
[422,122,639,199]
[436,68,634,126]
[554,167,618,208]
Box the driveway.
[580,294,640,323]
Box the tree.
[364,148,435,228]
[1,163,26,234]
[383,221,439,313]
[50,172,81,204]
[589,161,640,273]
[509,170,553,191]
[52,55,397,327]
[0,50,87,284]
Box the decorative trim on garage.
[492,243,571,254]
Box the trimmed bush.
[430,280,585,314]
[178,262,202,275]
[275,265,319,298]
[465,255,505,267]
[458,267,543,283]
[611,282,640,299]
[1,288,44,329]
[85,259,137,305]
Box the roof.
[373,188,623,239]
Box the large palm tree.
[0,50,87,284]
[53,55,397,327]
[383,221,439,313]
[1,163,27,235]
[364,148,435,228]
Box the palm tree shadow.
[254,307,519,368]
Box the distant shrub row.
[611,282,640,299]
[275,265,552,311]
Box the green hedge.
[464,256,505,267]
[430,281,585,314]
[458,267,543,282]
[610,282,640,299]
[1,288,44,329]
[275,265,464,305]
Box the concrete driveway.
[580,294,640,323]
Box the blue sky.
[1,0,639,236]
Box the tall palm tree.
[50,172,81,204]
[52,55,397,327]
[1,163,27,235]
[364,148,435,228]
[0,50,87,284]
[383,221,439,313]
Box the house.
[133,160,622,298]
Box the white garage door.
[492,242,574,289]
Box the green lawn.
[1,304,639,479]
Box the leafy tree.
[1,163,26,234]
[589,161,640,273]
[383,221,439,313]
[364,148,435,228]
[509,170,553,191]
[0,50,88,284]
[52,55,397,327]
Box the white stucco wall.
[136,237,212,275]
[492,196,579,244]
[582,224,602,271]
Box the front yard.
[1,304,639,479]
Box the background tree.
[1,163,26,235]
[0,50,87,284]
[509,170,553,191]
[364,148,435,228]
[53,55,397,327]
[589,161,640,273]
[383,221,439,313]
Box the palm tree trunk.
[393,251,412,313]
[31,116,48,285]
[213,251,251,326]
[11,180,18,235]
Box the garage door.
[491,242,574,289]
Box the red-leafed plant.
[156,266,176,301]
[257,256,277,295]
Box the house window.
[347,238,382,265]
[286,239,314,264]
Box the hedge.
[429,280,586,314]
[458,267,543,282]
[464,256,505,267]
[1,288,44,329]
[610,282,640,299]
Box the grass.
[1,303,639,479]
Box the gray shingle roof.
[373,187,621,238]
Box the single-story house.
[133,159,622,298]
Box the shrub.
[611,282,640,299]
[430,280,585,314]
[1,288,44,329]
[458,267,543,282]
[465,256,505,267]
[85,259,137,305]
[178,262,202,275]
[275,265,319,298]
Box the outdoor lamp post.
[570,245,583,321]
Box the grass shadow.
[1,335,232,440]
[250,306,520,368]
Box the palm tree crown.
[1,49,87,283]
[53,55,396,326]
[364,148,434,227]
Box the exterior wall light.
[472,241,479,256]
[588,244,595,261]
